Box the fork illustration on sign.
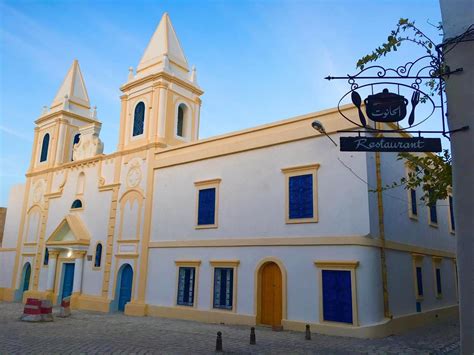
[408,91,420,126]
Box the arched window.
[71,199,83,209]
[94,243,102,268]
[71,133,81,161]
[76,172,85,195]
[177,104,185,137]
[132,102,145,136]
[40,133,50,162]
[43,248,49,266]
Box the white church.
[0,13,458,337]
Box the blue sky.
[0,0,443,206]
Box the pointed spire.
[50,60,91,111]
[136,13,189,76]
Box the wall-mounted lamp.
[312,120,338,146]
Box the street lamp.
[312,120,338,146]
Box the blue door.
[118,264,133,311]
[322,270,353,324]
[61,263,75,300]
[22,263,31,292]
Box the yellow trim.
[254,257,287,325]
[45,214,91,246]
[0,248,16,252]
[115,253,139,259]
[209,260,239,313]
[315,260,359,326]
[282,164,319,224]
[174,261,201,308]
[412,254,424,300]
[74,294,110,312]
[432,256,443,299]
[194,178,220,229]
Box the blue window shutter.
[429,204,438,224]
[289,174,313,219]
[416,267,423,296]
[436,268,442,295]
[410,189,417,215]
[94,244,102,267]
[40,134,50,162]
[71,199,83,209]
[133,102,145,136]
[213,268,233,310]
[43,248,49,266]
[322,270,353,324]
[177,267,195,306]
[449,196,455,231]
[198,188,216,225]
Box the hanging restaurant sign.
[340,136,442,152]
[324,52,464,152]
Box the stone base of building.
[22,290,54,303]
[73,294,110,312]
[125,302,147,316]
[0,287,16,301]
[147,305,256,325]
[283,305,459,338]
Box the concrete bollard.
[40,299,54,322]
[305,324,311,340]
[250,327,256,345]
[216,331,223,352]
[21,298,42,322]
[59,297,71,318]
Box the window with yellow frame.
[194,179,221,229]
[281,164,320,224]
[210,260,239,312]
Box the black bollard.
[216,331,223,352]
[305,324,311,340]
[250,327,256,345]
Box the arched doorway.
[117,264,133,312]
[258,261,283,327]
[22,262,31,293]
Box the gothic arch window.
[177,103,188,138]
[94,243,102,268]
[76,172,85,195]
[71,199,83,209]
[40,133,50,162]
[132,102,145,137]
[71,133,81,161]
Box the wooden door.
[260,262,282,326]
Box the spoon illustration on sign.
[351,91,367,127]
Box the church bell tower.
[117,13,204,151]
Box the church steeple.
[49,59,92,117]
[118,13,203,151]
[136,13,190,78]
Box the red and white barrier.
[59,297,71,318]
[40,299,54,322]
[20,298,42,322]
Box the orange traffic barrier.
[59,297,71,318]
[21,298,42,322]
[40,299,54,322]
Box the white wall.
[146,245,384,326]
[1,183,25,248]
[151,136,371,241]
[379,152,455,252]
[386,250,457,318]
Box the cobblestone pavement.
[0,302,460,354]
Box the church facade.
[0,13,458,337]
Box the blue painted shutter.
[213,268,233,310]
[23,264,31,292]
[289,174,313,219]
[177,106,184,137]
[177,267,195,306]
[198,188,216,225]
[436,268,442,295]
[43,248,49,266]
[94,244,102,267]
[416,266,423,296]
[429,204,438,224]
[71,199,82,209]
[133,102,145,136]
[449,196,455,231]
[322,270,353,324]
[410,189,417,215]
[40,134,50,162]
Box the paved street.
[0,302,460,354]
